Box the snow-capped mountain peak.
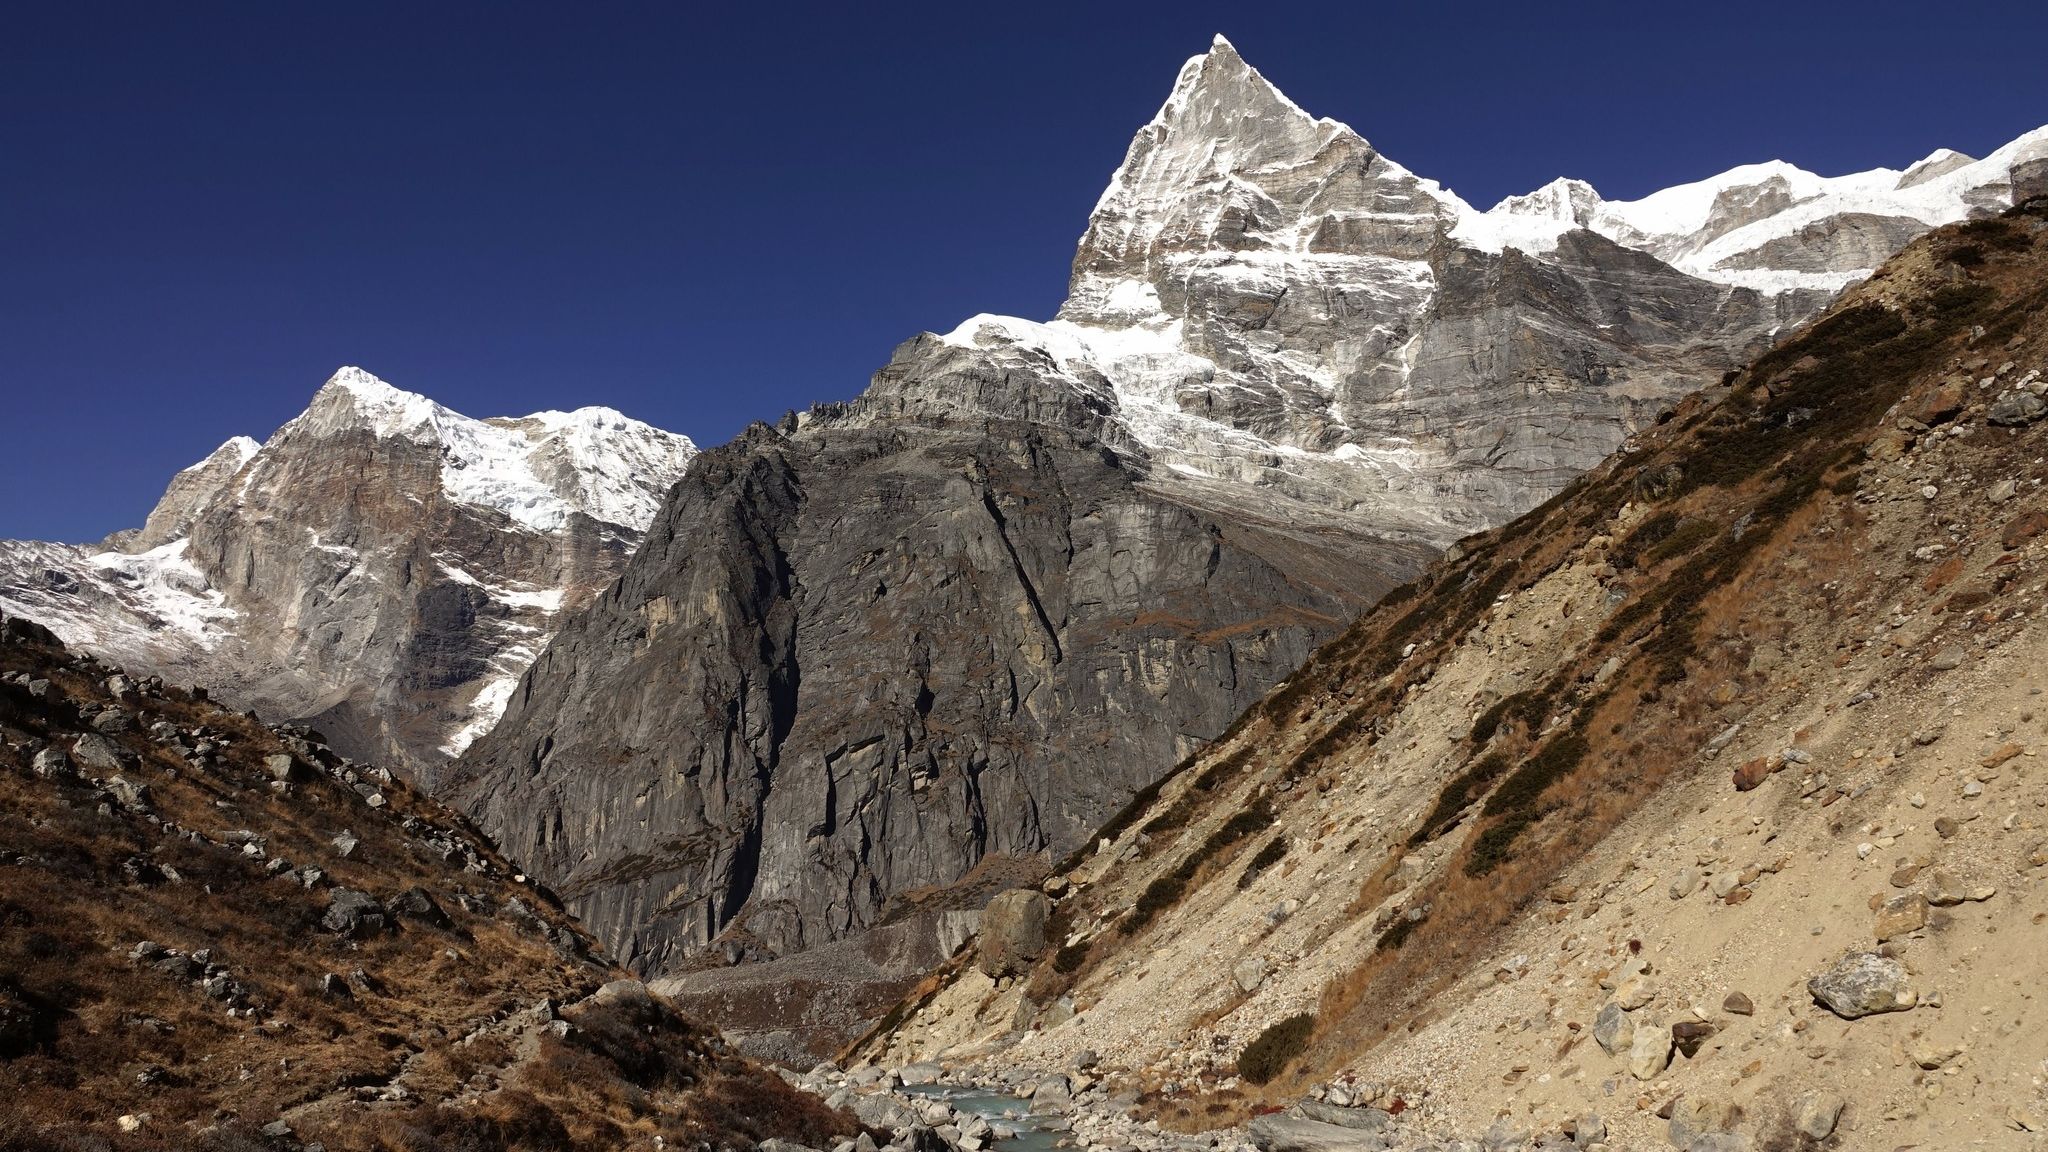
[2,365,701,773]
[290,366,697,534]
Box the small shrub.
[1237,836,1288,890]
[1376,915,1418,951]
[1052,942,1090,974]
[1238,1012,1315,1085]
[1408,752,1510,846]
[1125,874,1187,934]
[1481,734,1590,820]
[1463,808,1543,878]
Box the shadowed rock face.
[452,336,1414,971]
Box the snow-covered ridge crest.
[301,366,698,533]
[1460,124,2048,292]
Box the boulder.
[1249,1113,1388,1152]
[321,890,390,938]
[389,886,452,929]
[103,776,152,812]
[977,888,1051,976]
[1988,389,2047,426]
[1294,1102,1390,1131]
[30,747,75,780]
[71,733,129,774]
[1808,952,1914,1018]
[263,753,305,782]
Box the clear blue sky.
[6,1,2045,542]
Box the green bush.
[1238,1012,1315,1084]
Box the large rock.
[1808,952,1915,1018]
[71,733,129,774]
[1249,1113,1389,1152]
[978,889,1052,976]
[321,890,390,939]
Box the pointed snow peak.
[1150,33,1322,143]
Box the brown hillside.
[0,617,861,1152]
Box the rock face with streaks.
[0,367,697,779]
[452,38,2048,978]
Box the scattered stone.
[1233,955,1267,995]
[263,753,305,783]
[1909,1040,1962,1070]
[2005,510,2048,551]
[1668,1096,1739,1148]
[1627,1022,1673,1080]
[1671,1019,1716,1057]
[1928,647,1966,671]
[1667,869,1702,900]
[1790,1091,1845,1140]
[331,832,360,859]
[1616,975,1656,1011]
[1571,1113,1605,1150]
[1933,816,1960,839]
[1925,871,1995,906]
[1808,952,1915,1018]
[1593,1001,1635,1055]
[1875,894,1929,941]
[1721,991,1754,1016]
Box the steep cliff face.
[454,38,2048,979]
[454,340,1406,973]
[0,368,697,779]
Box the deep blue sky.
[6,1,2046,542]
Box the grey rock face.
[455,392,1400,969]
